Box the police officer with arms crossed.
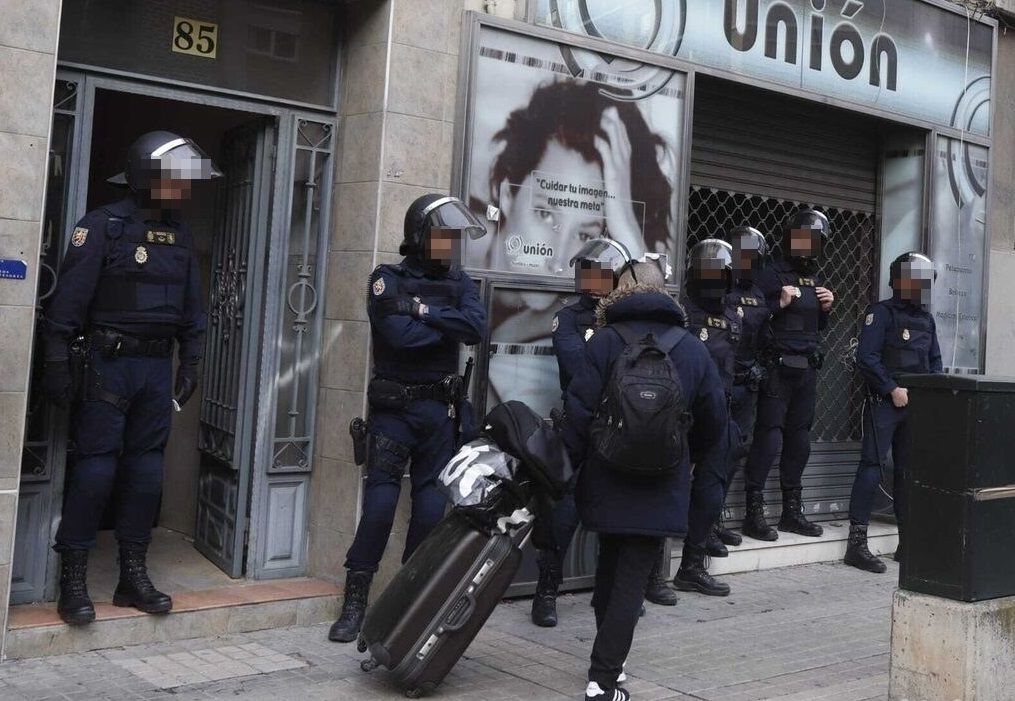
[563,261,727,701]
[533,241,677,629]
[720,227,772,546]
[329,194,488,643]
[845,252,941,572]
[674,239,740,597]
[743,209,835,541]
[41,131,219,625]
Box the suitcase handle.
[443,590,477,632]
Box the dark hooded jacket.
[561,286,729,537]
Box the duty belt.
[88,327,173,358]
[404,380,458,403]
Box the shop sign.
[538,0,993,134]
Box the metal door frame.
[21,67,333,600]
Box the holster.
[809,350,825,370]
[68,336,89,402]
[349,417,369,466]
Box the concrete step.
[668,520,899,576]
[5,578,339,660]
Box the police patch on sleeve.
[71,227,89,247]
[584,328,595,342]
[699,328,708,342]
[372,276,386,296]
[865,313,874,326]
[551,316,559,333]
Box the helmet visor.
[426,198,487,241]
[568,238,633,274]
[148,139,223,181]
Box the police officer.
[41,131,218,625]
[329,194,489,643]
[743,209,835,541]
[846,252,941,572]
[532,241,677,629]
[719,227,772,546]
[674,239,739,597]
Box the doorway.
[12,83,280,604]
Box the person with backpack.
[846,252,941,572]
[533,242,677,629]
[673,239,742,597]
[562,262,728,701]
[743,209,835,541]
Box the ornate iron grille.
[686,186,876,442]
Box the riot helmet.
[108,131,222,196]
[890,251,936,307]
[400,194,486,273]
[724,225,768,287]
[686,238,734,302]
[569,238,633,296]
[781,208,829,275]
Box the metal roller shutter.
[688,77,882,523]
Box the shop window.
[58,0,338,106]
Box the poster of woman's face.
[464,26,686,279]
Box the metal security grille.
[686,186,876,520]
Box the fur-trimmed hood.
[595,284,686,328]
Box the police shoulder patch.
[865,312,874,326]
[71,227,89,247]
[699,327,708,342]
[372,276,386,296]
[551,315,559,333]
[584,328,595,342]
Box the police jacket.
[367,257,486,384]
[725,282,771,378]
[756,258,829,355]
[551,295,597,395]
[42,198,206,363]
[561,287,728,538]
[857,297,943,397]
[681,295,740,397]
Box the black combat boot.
[743,490,778,541]
[329,570,373,642]
[705,525,729,558]
[644,549,678,606]
[57,549,96,626]
[674,544,731,596]
[844,522,886,573]
[777,488,823,537]
[113,545,173,614]
[531,554,561,627]
[715,514,743,547]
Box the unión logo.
[723,0,898,91]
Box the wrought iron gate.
[686,186,876,519]
[195,120,275,577]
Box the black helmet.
[400,194,486,257]
[724,225,768,286]
[890,251,936,306]
[108,130,222,190]
[781,208,830,257]
[686,238,733,301]
[568,238,634,294]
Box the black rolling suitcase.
[358,508,529,697]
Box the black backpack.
[590,323,691,476]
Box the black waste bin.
[901,373,1015,602]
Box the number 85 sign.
[172,16,218,59]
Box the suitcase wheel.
[405,688,425,699]
[360,658,379,673]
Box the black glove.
[376,296,425,319]
[42,360,74,408]
[174,364,199,408]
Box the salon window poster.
[464,26,686,278]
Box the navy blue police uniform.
[681,296,742,545]
[545,295,597,559]
[562,290,727,693]
[849,298,942,525]
[343,257,487,573]
[44,198,206,551]
[744,258,830,493]
[726,284,771,462]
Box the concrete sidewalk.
[0,561,896,700]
